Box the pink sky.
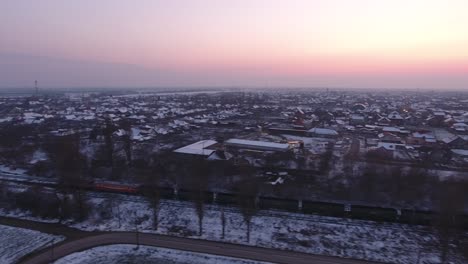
[1,0,468,89]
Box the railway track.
[0,173,466,230]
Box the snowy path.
[52,244,269,264]
[22,232,377,264]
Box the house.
[382,126,401,134]
[349,114,365,125]
[406,131,437,145]
[452,122,468,133]
[450,149,468,165]
[377,116,391,126]
[376,142,406,151]
[351,103,367,112]
[442,136,467,148]
[378,132,403,144]
[388,111,404,125]
[369,142,414,160]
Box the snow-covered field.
[0,224,64,264]
[0,165,27,176]
[0,187,464,264]
[53,244,270,264]
[64,194,457,264]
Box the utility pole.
[134,212,140,250]
[49,239,55,262]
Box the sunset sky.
[1,0,468,89]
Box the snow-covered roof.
[308,128,339,136]
[441,135,460,144]
[453,122,467,127]
[388,111,403,119]
[377,142,406,151]
[382,127,401,133]
[350,114,365,120]
[114,129,127,137]
[451,149,468,156]
[207,150,234,161]
[173,140,217,156]
[412,131,435,139]
[225,139,290,151]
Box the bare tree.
[401,167,428,209]
[221,208,226,239]
[120,119,133,166]
[194,190,205,236]
[433,180,466,263]
[389,166,403,204]
[357,164,377,202]
[191,158,210,236]
[319,141,334,173]
[236,165,259,243]
[103,118,116,179]
[141,163,164,230]
[46,134,89,221]
[341,159,355,200]
[0,181,5,201]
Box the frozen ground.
[53,244,270,264]
[0,165,27,176]
[65,194,458,264]
[0,187,464,264]
[0,224,64,264]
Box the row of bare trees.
[0,133,92,222]
[47,134,90,222]
[138,155,260,242]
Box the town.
[2,89,468,203]
[0,88,467,263]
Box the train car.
[400,209,433,226]
[94,183,138,194]
[350,205,398,222]
[302,200,344,217]
[175,189,213,203]
[459,215,468,230]
[79,180,467,229]
[216,192,238,206]
[195,190,215,203]
[175,188,191,201]
[259,196,298,212]
[138,185,175,199]
[159,187,176,199]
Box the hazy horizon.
[2,1,468,90]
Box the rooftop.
[451,149,468,156]
[308,128,339,136]
[173,140,218,156]
[225,138,290,151]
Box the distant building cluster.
[1,90,468,173]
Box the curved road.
[21,232,382,264]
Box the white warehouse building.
[224,139,290,152]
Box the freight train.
[88,181,467,229]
